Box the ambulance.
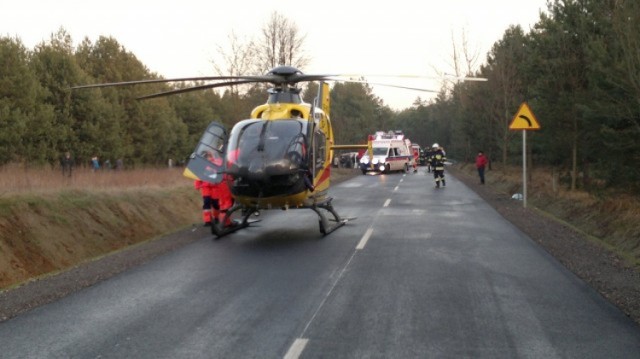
[359,131,415,174]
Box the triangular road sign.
[509,102,541,130]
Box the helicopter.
[72,65,378,237]
[73,65,483,238]
[178,66,373,237]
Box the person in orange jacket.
[194,178,214,226]
[196,149,237,228]
[210,174,236,228]
[194,150,224,227]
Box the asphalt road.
[1,170,639,358]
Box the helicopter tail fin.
[367,135,374,170]
[320,82,330,117]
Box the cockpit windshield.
[226,119,308,178]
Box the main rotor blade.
[329,78,440,93]
[70,65,484,100]
[333,73,488,82]
[136,79,259,100]
[443,74,488,82]
[71,74,334,92]
[71,75,274,90]
[289,74,340,83]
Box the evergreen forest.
[1,0,639,193]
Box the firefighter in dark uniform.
[430,143,446,188]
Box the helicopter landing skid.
[211,206,261,239]
[309,198,352,236]
[211,219,261,239]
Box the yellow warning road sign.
[509,102,541,130]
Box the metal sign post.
[522,130,527,208]
[509,102,540,208]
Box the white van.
[359,131,414,174]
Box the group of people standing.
[59,152,124,177]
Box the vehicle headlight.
[379,164,386,172]
[361,157,369,164]
[372,158,379,164]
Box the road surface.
[1,170,639,358]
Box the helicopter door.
[313,128,327,173]
[184,121,227,184]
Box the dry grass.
[0,164,361,289]
[455,162,640,266]
[0,164,189,197]
[0,163,199,289]
[0,164,360,198]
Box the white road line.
[357,228,374,250]
[285,181,390,355]
[394,186,399,191]
[284,338,308,359]
[295,245,360,347]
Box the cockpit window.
[226,119,308,175]
[194,124,226,160]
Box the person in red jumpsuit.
[198,150,236,228]
[208,152,236,227]
[210,174,236,228]
[194,178,214,226]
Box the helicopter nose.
[247,158,265,179]
[246,157,297,180]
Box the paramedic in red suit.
[194,178,214,226]
[195,151,217,226]
[195,150,232,227]
[208,151,236,228]
[211,175,235,227]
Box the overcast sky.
[2,0,548,110]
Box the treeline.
[0,29,266,168]
[0,26,396,169]
[1,0,639,194]
[395,0,640,193]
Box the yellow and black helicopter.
[72,66,379,237]
[73,66,480,238]
[180,66,372,237]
